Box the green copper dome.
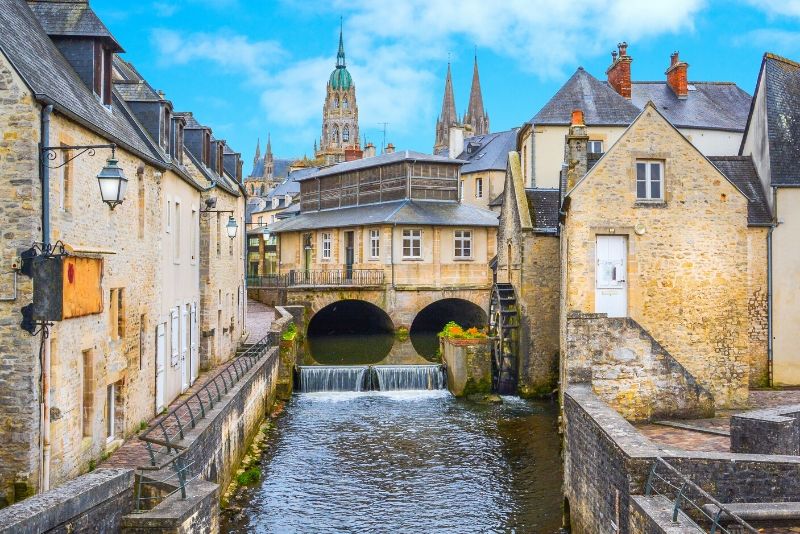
[328,24,352,90]
[329,67,352,90]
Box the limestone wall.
[563,106,757,407]
[441,338,492,396]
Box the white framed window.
[369,229,380,259]
[459,180,465,201]
[173,201,181,262]
[106,383,115,442]
[587,140,604,154]
[636,160,663,200]
[321,232,332,260]
[402,229,422,259]
[454,230,472,258]
[475,177,483,198]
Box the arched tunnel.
[307,299,395,364]
[410,298,488,359]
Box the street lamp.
[96,155,128,210]
[225,215,239,238]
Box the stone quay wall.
[565,312,714,422]
[563,385,800,534]
[730,404,800,455]
[0,469,134,534]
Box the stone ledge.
[121,479,218,531]
[0,468,134,534]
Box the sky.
[91,0,800,173]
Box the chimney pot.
[611,50,618,61]
[571,109,585,126]
[671,51,679,66]
[618,41,628,56]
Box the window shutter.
[170,309,179,366]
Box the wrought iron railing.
[645,457,757,533]
[247,269,385,288]
[133,331,278,511]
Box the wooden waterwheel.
[489,283,519,395]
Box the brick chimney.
[606,41,633,99]
[665,51,689,99]
[565,109,589,189]
[363,142,376,158]
[344,147,363,161]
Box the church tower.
[316,24,359,165]
[463,54,489,136]
[263,133,274,182]
[434,63,458,153]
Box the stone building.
[433,55,490,153]
[518,43,752,189]
[245,134,292,197]
[0,0,246,505]
[739,53,800,386]
[315,26,360,165]
[449,128,517,211]
[560,104,769,408]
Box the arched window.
[333,96,339,109]
[343,97,349,109]
[343,126,350,142]
[260,185,265,196]
[332,126,339,144]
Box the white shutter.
[170,309,179,366]
[190,303,198,383]
[156,322,166,411]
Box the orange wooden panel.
[62,257,103,319]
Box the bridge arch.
[307,299,395,364]
[409,298,488,358]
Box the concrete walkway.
[246,299,275,342]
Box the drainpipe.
[391,224,396,288]
[39,104,54,492]
[767,224,774,386]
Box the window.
[106,383,115,442]
[174,201,181,262]
[475,177,483,198]
[258,216,264,226]
[321,232,332,260]
[459,180,465,201]
[636,161,663,200]
[82,349,94,438]
[343,126,350,143]
[587,140,604,154]
[333,96,339,108]
[402,229,422,259]
[343,97,349,109]
[94,42,112,106]
[109,288,125,339]
[369,229,380,259]
[332,126,339,144]
[454,230,472,258]
[170,307,179,366]
[191,208,197,262]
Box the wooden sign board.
[62,256,103,319]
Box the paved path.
[246,299,275,342]
[638,389,800,453]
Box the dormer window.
[94,42,113,106]
[217,143,224,175]
[171,119,184,164]
[161,107,171,151]
[202,131,211,166]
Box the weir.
[297,364,447,392]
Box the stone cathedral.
[434,55,490,153]
[315,26,360,164]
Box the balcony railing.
[247,269,385,288]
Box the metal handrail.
[645,457,758,533]
[134,451,198,512]
[138,331,277,468]
[247,269,385,288]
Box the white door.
[156,322,166,412]
[190,302,198,384]
[595,235,628,317]
[181,304,189,392]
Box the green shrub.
[437,321,488,340]
[282,322,297,341]
[236,467,261,486]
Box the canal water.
[221,389,564,533]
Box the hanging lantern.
[96,157,128,210]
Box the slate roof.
[530,68,640,126]
[631,82,751,131]
[277,201,300,219]
[268,200,498,233]
[754,53,800,186]
[268,178,300,198]
[524,189,560,233]
[488,193,504,207]
[299,150,465,181]
[709,156,772,225]
[0,0,164,165]
[457,129,517,174]
[27,0,122,50]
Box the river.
[221,389,563,533]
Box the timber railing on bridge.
[248,269,385,288]
[133,331,278,511]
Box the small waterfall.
[372,365,446,391]
[298,366,369,392]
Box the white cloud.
[741,0,800,18]
[151,0,706,153]
[736,28,800,52]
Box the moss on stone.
[462,376,492,396]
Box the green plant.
[282,322,297,341]
[88,459,96,472]
[394,326,409,342]
[437,321,488,340]
[236,466,261,486]
[139,420,148,431]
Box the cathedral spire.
[253,138,261,166]
[266,132,272,157]
[336,18,346,68]
[464,51,489,136]
[434,62,459,152]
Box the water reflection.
[306,333,439,366]
[222,392,563,533]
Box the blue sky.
[91,0,800,173]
